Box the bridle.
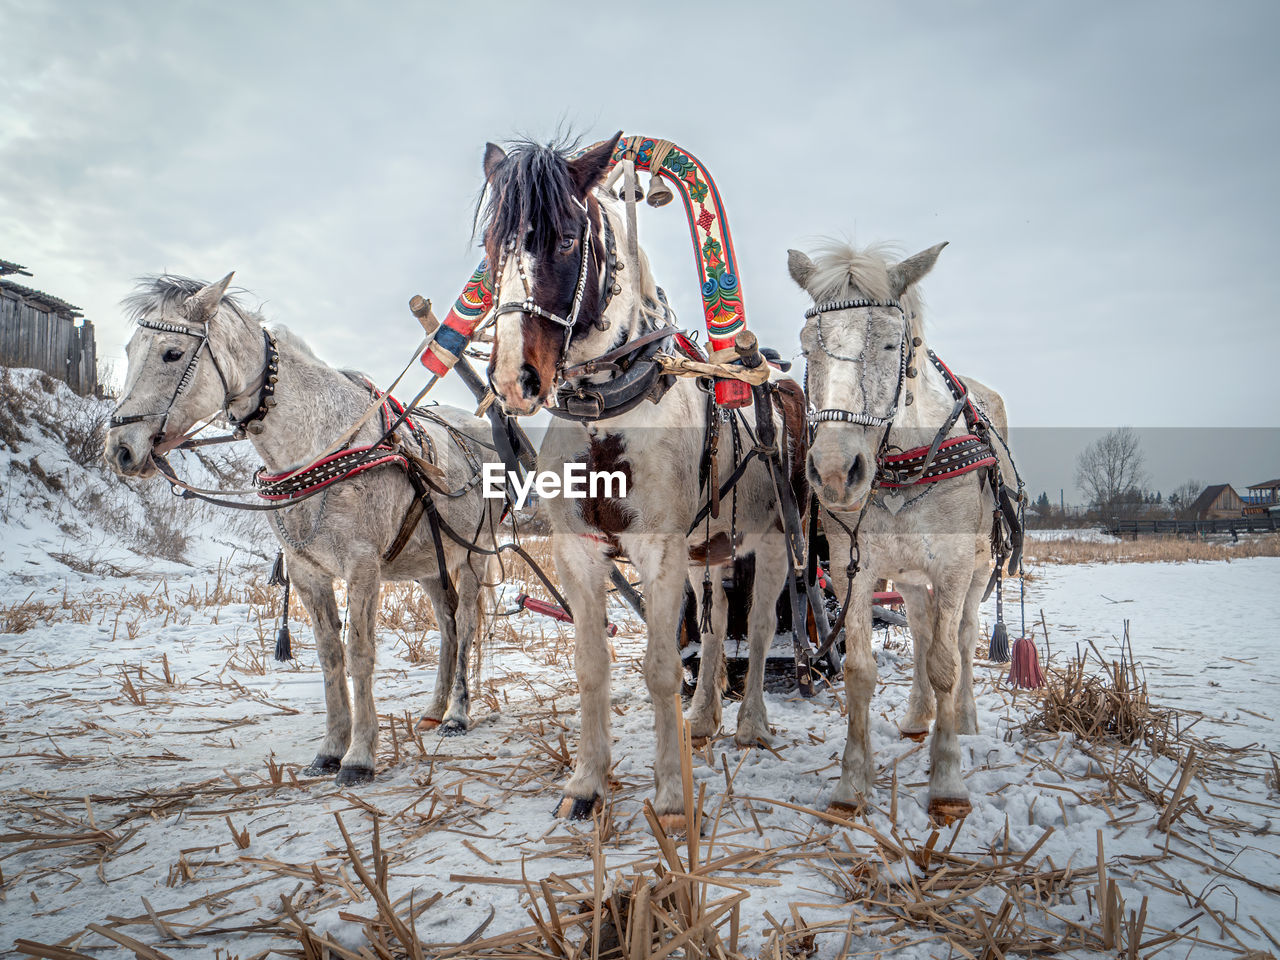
[803,298,913,430]
[109,315,279,443]
[489,198,621,382]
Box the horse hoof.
[898,728,929,743]
[656,813,690,835]
[439,719,468,737]
[556,794,601,820]
[928,796,972,825]
[827,799,865,820]
[416,716,441,731]
[335,764,375,787]
[302,755,341,777]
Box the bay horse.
[789,241,1016,821]
[479,135,807,827]
[104,275,499,785]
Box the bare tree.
[1169,478,1205,518]
[1074,427,1149,513]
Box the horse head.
[104,272,263,477]
[789,242,947,512]
[479,133,625,415]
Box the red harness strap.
[256,444,410,500]
[878,435,997,488]
[255,381,421,501]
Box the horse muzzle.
[103,428,159,478]
[808,443,873,514]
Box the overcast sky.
[2,0,1276,498]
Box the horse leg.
[416,576,458,732]
[684,570,727,743]
[897,582,936,741]
[439,560,482,735]
[290,558,349,776]
[955,570,987,736]
[336,566,381,786]
[830,577,877,815]
[926,571,972,822]
[636,540,693,829]
[556,539,611,820]
[737,536,787,747]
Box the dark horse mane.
[477,137,587,267]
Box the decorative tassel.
[273,559,293,662]
[697,576,714,635]
[988,571,1010,662]
[988,620,1010,663]
[275,621,293,662]
[1007,635,1044,689]
[268,550,286,586]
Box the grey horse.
[104,274,499,785]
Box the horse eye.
[558,236,576,253]
[163,348,184,363]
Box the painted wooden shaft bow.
[420,134,752,409]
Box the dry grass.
[1024,624,1176,752]
[1024,532,1280,565]
[0,592,57,634]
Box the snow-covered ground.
[2,371,1278,958]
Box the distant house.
[0,260,97,396]
[1243,479,1280,515]
[1189,483,1244,520]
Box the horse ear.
[889,242,948,298]
[186,272,235,323]
[483,142,507,182]
[568,132,621,196]
[787,249,815,290]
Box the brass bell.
[646,173,674,207]
[906,366,918,378]
[912,336,922,347]
[618,183,645,202]
[905,391,914,406]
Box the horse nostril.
[807,459,822,487]
[518,364,542,400]
[847,454,864,489]
[115,445,133,470]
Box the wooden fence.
[1106,515,1279,537]
[0,285,97,396]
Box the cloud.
[2,0,1277,474]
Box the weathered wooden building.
[1189,483,1245,520]
[0,259,97,396]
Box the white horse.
[789,242,1015,822]
[104,275,499,785]
[479,136,807,828]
